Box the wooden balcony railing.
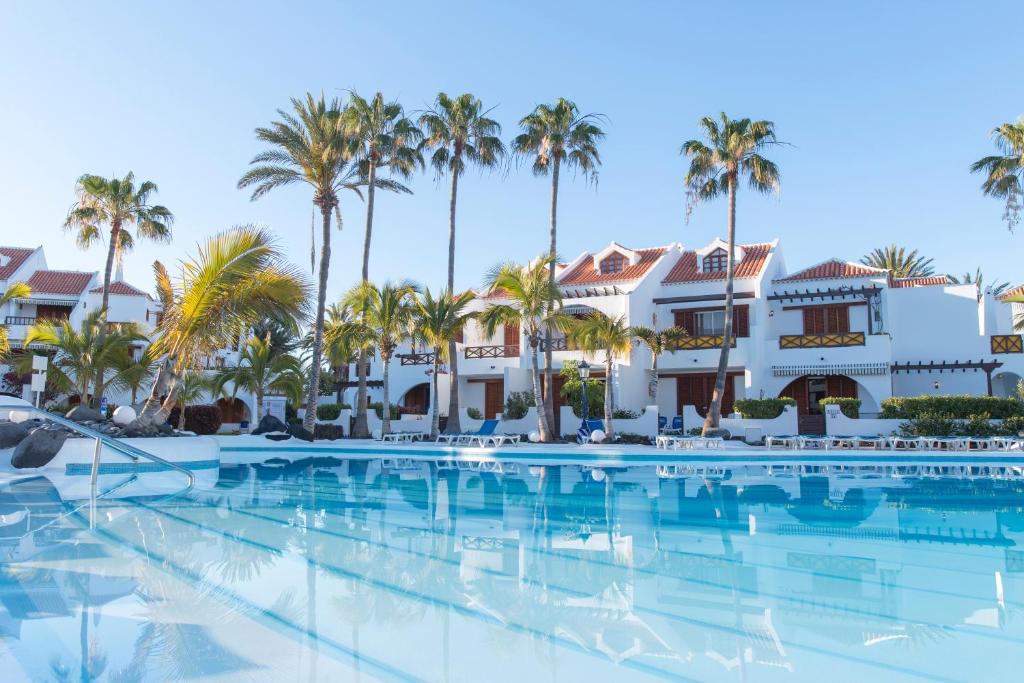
[540,337,569,352]
[465,344,519,359]
[992,334,1023,354]
[671,335,736,350]
[398,352,435,365]
[779,331,866,349]
[4,316,35,325]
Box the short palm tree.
[861,244,934,278]
[513,99,605,429]
[239,93,361,433]
[970,118,1024,232]
[0,282,30,359]
[113,345,160,406]
[571,312,634,440]
[343,280,419,436]
[682,113,780,435]
[412,288,475,438]
[630,325,689,406]
[419,93,505,434]
[137,226,309,426]
[63,172,173,407]
[210,334,304,420]
[322,303,365,406]
[948,268,1011,300]
[479,256,573,442]
[173,370,210,430]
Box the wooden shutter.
[733,305,749,338]
[780,378,808,415]
[826,375,858,398]
[802,308,825,335]
[825,306,849,334]
[674,310,696,335]
[503,323,519,347]
[454,328,464,344]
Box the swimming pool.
[1,451,1022,681]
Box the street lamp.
[578,360,591,424]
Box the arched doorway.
[216,397,251,424]
[401,383,430,415]
[779,374,858,435]
[993,372,1023,399]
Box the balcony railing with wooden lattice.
[398,352,435,365]
[992,335,1023,354]
[671,335,736,350]
[539,337,569,352]
[464,344,519,359]
[779,331,866,349]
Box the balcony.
[465,344,519,359]
[4,316,36,325]
[539,337,569,352]
[671,335,736,350]
[991,335,1023,354]
[779,332,866,349]
[398,352,435,366]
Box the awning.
[772,362,889,377]
[562,304,599,316]
[13,297,78,307]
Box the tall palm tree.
[971,118,1024,232]
[343,280,419,437]
[210,334,305,420]
[239,93,361,433]
[412,288,475,438]
[630,325,689,406]
[861,244,934,278]
[63,172,173,407]
[479,256,574,442]
[418,93,506,434]
[948,268,1011,300]
[137,226,309,426]
[0,282,30,359]
[512,98,605,430]
[571,312,634,440]
[682,113,780,435]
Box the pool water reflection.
[1,457,1023,681]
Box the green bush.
[899,412,957,437]
[881,395,1024,420]
[559,360,604,417]
[1002,415,1024,436]
[733,397,796,419]
[615,432,651,445]
[503,391,536,420]
[960,413,999,437]
[819,397,861,418]
[313,424,346,440]
[168,405,223,435]
[369,402,400,419]
[612,408,640,420]
[285,403,297,422]
[466,407,483,420]
[316,403,349,421]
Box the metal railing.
[4,316,36,325]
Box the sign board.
[31,355,48,371]
[30,372,46,392]
[263,396,287,422]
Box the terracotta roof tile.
[23,270,94,296]
[0,247,34,280]
[89,281,147,297]
[662,243,772,284]
[890,275,953,289]
[999,283,1024,302]
[775,259,885,283]
[559,247,667,286]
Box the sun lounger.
[920,436,964,450]
[381,431,426,443]
[765,435,798,449]
[851,435,889,450]
[890,436,923,450]
[796,436,828,449]
[660,416,684,435]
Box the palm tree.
[173,370,209,430]
[948,268,1011,299]
[419,93,506,434]
[682,113,780,435]
[63,172,173,407]
[137,226,309,426]
[630,325,689,406]
[512,98,605,430]
[210,334,305,421]
[0,282,30,359]
[239,93,361,434]
[322,303,364,406]
[970,118,1024,232]
[113,345,159,406]
[571,312,634,440]
[343,280,419,437]
[861,244,934,278]
[412,288,475,438]
[478,256,573,442]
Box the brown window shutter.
[734,305,749,337]
[675,310,696,335]
[504,323,519,347]
[803,308,824,335]
[454,329,464,344]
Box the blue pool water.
[1,453,1022,681]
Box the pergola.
[890,359,1004,396]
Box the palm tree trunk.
[703,174,737,434]
[352,161,377,438]
[445,171,461,434]
[381,353,391,437]
[302,205,332,434]
[178,405,186,430]
[604,355,614,440]
[139,355,179,425]
[649,358,659,405]
[90,221,121,408]
[542,159,560,435]
[362,160,376,282]
[530,340,550,441]
[430,352,441,438]
[256,390,263,423]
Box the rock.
[265,433,292,441]
[66,405,104,423]
[703,428,731,439]
[123,419,162,438]
[288,423,314,442]
[0,422,30,449]
[11,427,69,468]
[252,415,287,435]
[112,406,137,425]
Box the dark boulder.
[0,422,30,449]
[703,428,731,440]
[66,405,104,423]
[288,423,314,442]
[11,427,69,468]
[265,433,292,442]
[252,415,287,435]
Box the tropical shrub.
[881,395,1024,420]
[612,408,640,420]
[313,424,346,440]
[733,397,796,419]
[502,391,536,420]
[316,403,349,421]
[1002,415,1024,435]
[960,413,999,437]
[466,407,483,420]
[614,432,651,445]
[370,401,400,419]
[899,412,958,437]
[819,397,861,418]
[559,361,604,417]
[285,403,297,422]
[168,404,223,435]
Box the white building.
[367,238,1024,435]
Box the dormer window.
[600,252,626,275]
[702,248,728,273]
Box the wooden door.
[402,383,430,415]
[826,375,858,398]
[677,373,736,417]
[484,379,504,419]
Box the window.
[599,252,626,274]
[802,305,850,335]
[693,310,726,336]
[702,248,728,273]
[674,305,749,337]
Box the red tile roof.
[662,243,772,284]
[0,247,34,280]
[90,281,147,297]
[999,284,1024,302]
[890,275,952,288]
[559,247,667,286]
[24,270,94,296]
[775,259,885,283]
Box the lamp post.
[579,360,591,424]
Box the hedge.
[313,424,346,440]
[167,404,223,435]
[733,397,796,419]
[880,395,1024,419]
[899,412,1024,437]
[316,403,349,421]
[819,397,861,418]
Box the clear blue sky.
[1,1,1020,298]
